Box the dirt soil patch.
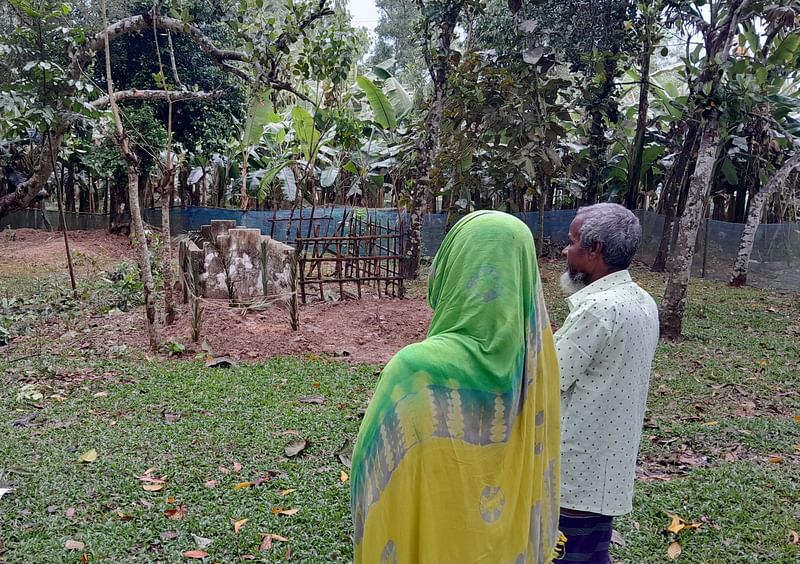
[171,297,432,365]
[3,228,432,365]
[0,228,134,277]
[34,298,432,366]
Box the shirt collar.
[566,270,633,310]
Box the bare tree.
[101,0,161,350]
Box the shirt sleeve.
[555,307,614,392]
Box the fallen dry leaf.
[667,540,682,560]
[722,444,744,462]
[137,475,166,484]
[116,511,133,521]
[340,471,349,483]
[159,531,179,541]
[676,451,706,467]
[790,530,800,545]
[285,439,307,458]
[163,411,181,424]
[65,540,85,550]
[65,507,76,518]
[793,415,800,424]
[182,550,209,559]
[769,455,785,464]
[166,496,176,504]
[259,533,290,551]
[737,401,756,417]
[143,483,164,492]
[233,518,248,534]
[233,461,242,473]
[259,534,273,552]
[297,395,325,405]
[667,515,685,535]
[610,529,625,547]
[272,508,299,516]
[77,449,98,463]
[278,430,300,437]
[279,488,297,496]
[335,438,353,469]
[93,391,108,398]
[192,534,213,549]
[164,504,186,520]
[204,480,218,489]
[253,473,276,487]
[219,466,230,474]
[235,482,254,490]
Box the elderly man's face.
[560,215,590,294]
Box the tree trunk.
[537,177,549,256]
[730,153,800,286]
[583,56,619,205]
[0,128,65,219]
[101,0,159,350]
[160,176,176,324]
[405,2,460,279]
[660,113,721,338]
[127,165,161,349]
[625,44,652,210]
[652,121,700,272]
[109,178,131,234]
[64,162,76,212]
[583,110,605,205]
[79,179,90,213]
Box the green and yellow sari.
[351,211,561,563]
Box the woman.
[351,211,562,563]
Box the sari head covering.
[351,211,561,563]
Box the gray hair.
[576,203,641,270]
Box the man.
[555,203,659,563]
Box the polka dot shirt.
[555,270,659,516]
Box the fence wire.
[3,206,797,291]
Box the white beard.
[560,270,587,295]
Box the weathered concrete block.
[263,237,296,298]
[201,235,231,300]
[200,219,236,243]
[178,239,204,303]
[180,222,298,326]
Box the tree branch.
[750,111,800,147]
[264,79,312,103]
[77,14,249,77]
[273,0,334,55]
[91,89,223,108]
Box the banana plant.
[344,72,415,206]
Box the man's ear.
[589,242,604,258]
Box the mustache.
[560,270,586,295]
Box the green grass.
[2,356,373,562]
[1,259,799,562]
